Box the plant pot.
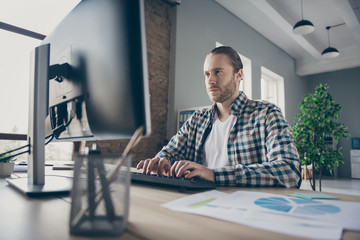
[0,162,15,177]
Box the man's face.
[203,53,242,103]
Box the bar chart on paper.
[254,197,341,215]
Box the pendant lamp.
[321,25,340,58]
[293,0,315,35]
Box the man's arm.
[214,107,301,188]
[137,112,200,174]
[156,111,202,164]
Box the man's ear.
[235,69,243,83]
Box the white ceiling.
[215,0,360,76]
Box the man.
[137,46,301,188]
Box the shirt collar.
[209,91,248,117]
[230,91,248,115]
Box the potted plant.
[0,153,15,177]
[291,84,349,191]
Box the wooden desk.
[1,174,359,240]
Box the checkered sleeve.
[156,130,187,164]
[213,106,301,188]
[156,113,197,164]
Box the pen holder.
[69,153,131,236]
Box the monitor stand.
[6,44,73,197]
[6,175,73,197]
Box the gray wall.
[307,67,360,178]
[168,0,307,137]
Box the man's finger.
[158,158,170,176]
[146,157,160,174]
[184,169,196,179]
[136,160,144,169]
[142,159,151,174]
[176,161,192,177]
[170,161,180,177]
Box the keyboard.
[130,169,216,190]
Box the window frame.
[261,66,285,117]
[0,23,44,140]
[0,22,74,160]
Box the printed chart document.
[287,192,339,200]
[162,190,360,240]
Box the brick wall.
[85,0,172,166]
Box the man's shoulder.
[243,99,279,113]
[192,106,212,118]
[180,106,212,132]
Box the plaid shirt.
[157,92,301,188]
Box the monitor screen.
[44,0,151,140]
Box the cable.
[0,116,72,161]
[1,100,77,161]
[0,116,69,160]
[45,133,53,139]
[0,143,30,162]
[45,113,74,145]
[64,115,73,128]
[49,100,76,140]
[0,149,30,162]
[0,143,30,156]
[45,135,55,145]
[52,116,74,138]
[1,100,77,162]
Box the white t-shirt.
[202,113,236,169]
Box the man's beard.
[209,75,237,103]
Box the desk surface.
[1,171,360,240]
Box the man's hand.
[136,157,171,176]
[170,160,215,182]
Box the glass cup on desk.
[69,152,131,236]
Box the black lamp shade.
[321,47,339,58]
[293,19,315,35]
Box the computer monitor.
[6,0,151,196]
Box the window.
[0,1,80,161]
[261,66,285,116]
[239,54,252,99]
[216,42,252,99]
[0,30,39,134]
